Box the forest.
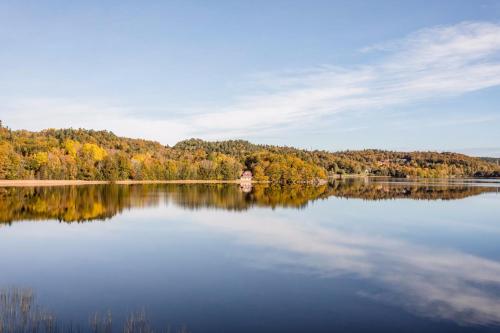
[1,122,499,182]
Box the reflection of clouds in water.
[190,211,500,326]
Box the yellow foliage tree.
[82,143,107,161]
[64,139,80,158]
[33,152,49,167]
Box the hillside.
[1,124,499,182]
[481,157,500,165]
[175,138,500,178]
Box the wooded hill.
[481,157,500,165]
[174,139,500,178]
[1,123,499,182]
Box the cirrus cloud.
[3,21,500,144]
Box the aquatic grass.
[0,288,57,333]
[0,288,189,333]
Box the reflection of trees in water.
[170,184,331,211]
[329,179,499,201]
[0,181,497,223]
[0,288,189,333]
[0,184,331,223]
[0,185,163,224]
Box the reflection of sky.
[0,192,499,330]
[179,194,500,326]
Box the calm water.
[1,179,500,332]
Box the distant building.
[240,170,252,182]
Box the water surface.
[1,179,499,332]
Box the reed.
[0,288,189,333]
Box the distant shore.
[0,179,253,187]
[1,177,497,187]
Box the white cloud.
[185,21,500,139]
[3,21,500,144]
[2,98,190,144]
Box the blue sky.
[2,1,500,156]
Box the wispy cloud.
[193,21,500,137]
[3,21,500,144]
[2,98,191,144]
[182,208,500,326]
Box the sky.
[1,0,500,156]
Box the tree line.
[0,124,324,183]
[176,138,500,178]
[1,123,499,182]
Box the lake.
[1,179,500,332]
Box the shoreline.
[0,179,253,187]
[1,177,498,187]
